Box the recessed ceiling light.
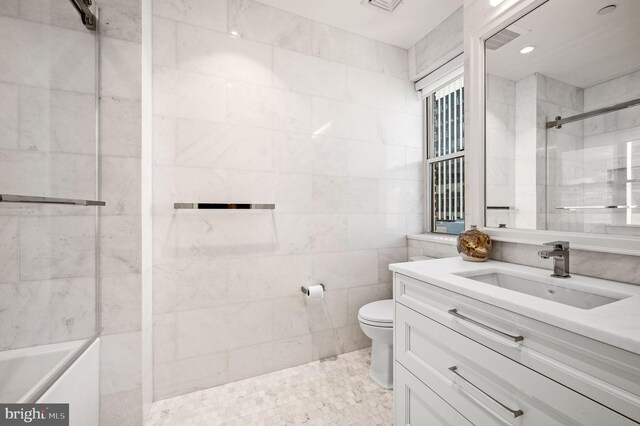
[520,46,535,54]
[490,0,505,6]
[229,30,241,38]
[597,5,616,15]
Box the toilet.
[358,299,394,389]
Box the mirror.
[484,0,640,236]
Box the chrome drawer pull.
[449,366,524,418]
[448,309,524,343]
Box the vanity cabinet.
[393,273,640,426]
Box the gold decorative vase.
[457,225,492,262]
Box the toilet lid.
[358,299,393,324]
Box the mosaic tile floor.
[147,348,393,425]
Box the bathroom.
[0,0,639,424]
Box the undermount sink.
[458,271,625,310]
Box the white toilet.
[358,299,394,389]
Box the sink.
[459,271,624,309]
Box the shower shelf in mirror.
[555,205,638,210]
[0,194,106,206]
[174,203,275,210]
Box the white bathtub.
[0,338,99,426]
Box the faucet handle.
[543,241,570,250]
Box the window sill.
[407,233,458,246]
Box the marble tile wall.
[485,73,516,228]
[0,2,97,352]
[96,0,143,425]
[151,0,423,400]
[408,7,463,81]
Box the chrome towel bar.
[174,203,275,210]
[0,194,105,206]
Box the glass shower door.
[0,1,99,402]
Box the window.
[424,74,465,234]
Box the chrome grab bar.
[448,309,523,343]
[0,194,105,207]
[449,366,524,418]
[174,203,275,210]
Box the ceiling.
[253,0,463,49]
[486,0,640,88]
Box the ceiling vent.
[486,28,521,50]
[367,0,403,12]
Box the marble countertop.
[390,257,640,355]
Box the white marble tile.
[311,135,349,177]
[175,300,272,358]
[100,96,142,157]
[378,247,408,284]
[377,43,408,79]
[19,215,95,281]
[0,16,94,93]
[99,0,142,42]
[152,17,176,69]
[152,115,176,166]
[348,140,406,180]
[0,82,18,150]
[0,281,51,350]
[50,277,96,342]
[101,274,142,335]
[312,250,379,289]
[379,179,423,214]
[274,214,348,255]
[0,1,18,17]
[19,0,87,31]
[0,217,18,283]
[101,156,141,216]
[153,313,176,365]
[101,37,141,100]
[154,351,228,400]
[311,22,348,64]
[273,47,347,100]
[274,173,313,213]
[347,213,406,250]
[273,132,315,174]
[311,97,377,142]
[100,331,142,395]
[19,86,95,154]
[174,119,273,171]
[312,176,379,214]
[272,296,310,340]
[100,215,142,275]
[226,170,277,203]
[228,81,311,133]
[153,0,227,32]
[177,23,272,86]
[153,165,227,214]
[226,334,312,384]
[306,288,349,333]
[153,67,227,121]
[154,259,228,314]
[347,66,405,111]
[228,0,311,54]
[227,254,312,303]
[345,33,377,72]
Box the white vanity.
[390,257,640,425]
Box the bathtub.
[0,338,99,426]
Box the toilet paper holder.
[301,283,326,296]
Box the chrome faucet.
[538,241,571,278]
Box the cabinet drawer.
[395,362,473,426]
[395,272,640,422]
[395,303,636,425]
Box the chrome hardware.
[546,97,640,129]
[300,283,325,295]
[174,203,275,210]
[0,194,105,207]
[68,0,96,31]
[449,366,524,418]
[448,309,524,342]
[538,241,571,278]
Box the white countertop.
[390,257,640,355]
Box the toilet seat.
[358,300,393,328]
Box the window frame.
[421,67,465,235]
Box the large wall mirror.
[484,0,640,237]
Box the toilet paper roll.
[301,284,325,299]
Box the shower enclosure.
[0,0,100,405]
